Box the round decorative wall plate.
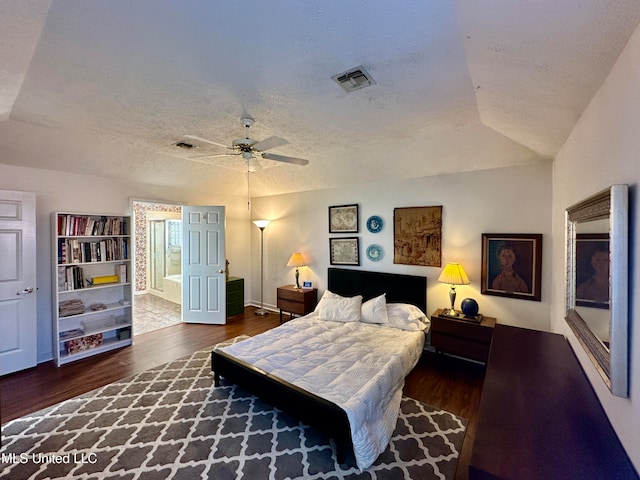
[366,215,384,233]
[366,244,384,262]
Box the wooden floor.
[0,307,485,480]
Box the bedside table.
[430,308,496,363]
[277,285,317,323]
[226,276,244,317]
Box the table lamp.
[286,252,305,289]
[438,262,470,316]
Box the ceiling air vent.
[332,65,376,93]
[174,141,196,150]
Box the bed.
[211,267,428,469]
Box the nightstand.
[226,277,244,317]
[277,285,317,323]
[430,308,496,363]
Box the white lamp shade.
[252,219,271,229]
[286,252,305,267]
[438,262,470,285]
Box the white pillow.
[360,293,389,324]
[386,303,429,331]
[315,290,363,322]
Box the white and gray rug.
[1,337,467,479]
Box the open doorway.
[132,200,183,335]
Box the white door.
[182,206,226,324]
[0,190,37,375]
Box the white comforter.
[219,313,426,469]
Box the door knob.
[217,269,225,274]
[17,287,34,295]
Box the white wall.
[551,22,640,470]
[0,164,251,363]
[251,161,553,331]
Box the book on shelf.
[59,328,85,341]
[57,238,129,264]
[118,264,127,283]
[57,214,127,237]
[59,299,85,317]
[58,266,86,291]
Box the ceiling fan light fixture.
[332,65,376,92]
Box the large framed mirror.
[565,184,629,398]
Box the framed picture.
[393,206,442,267]
[575,233,609,309]
[329,237,360,265]
[481,233,542,301]
[329,204,359,233]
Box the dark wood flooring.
[0,307,485,480]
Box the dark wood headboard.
[327,267,427,313]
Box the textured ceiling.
[1,1,640,198]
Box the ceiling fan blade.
[182,135,230,149]
[252,136,288,152]
[261,152,309,166]
[189,152,239,159]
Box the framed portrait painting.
[575,233,609,309]
[329,204,359,233]
[481,233,542,301]
[393,206,442,267]
[329,237,360,266]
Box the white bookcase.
[52,212,133,366]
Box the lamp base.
[254,308,270,316]
[443,308,460,317]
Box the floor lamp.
[253,220,270,315]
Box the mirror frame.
[565,184,629,398]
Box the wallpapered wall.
[132,201,182,293]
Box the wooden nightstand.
[277,285,317,323]
[430,308,496,363]
[226,276,244,317]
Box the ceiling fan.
[181,117,309,171]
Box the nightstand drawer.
[226,289,243,303]
[277,288,304,302]
[277,298,306,315]
[431,316,494,343]
[431,332,491,363]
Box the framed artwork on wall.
[329,204,359,233]
[575,233,609,309]
[393,206,442,267]
[481,233,542,302]
[329,237,360,265]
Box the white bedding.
[219,312,426,469]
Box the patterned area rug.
[1,337,467,479]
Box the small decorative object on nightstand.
[430,308,496,363]
[461,297,479,317]
[286,252,305,289]
[437,262,470,317]
[277,285,317,323]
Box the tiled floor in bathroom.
[133,293,182,335]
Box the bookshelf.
[52,212,133,366]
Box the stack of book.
[57,215,127,236]
[59,299,85,317]
[57,237,129,264]
[58,266,85,291]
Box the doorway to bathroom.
[132,201,183,335]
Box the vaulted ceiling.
[1,1,640,198]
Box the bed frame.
[211,267,427,463]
